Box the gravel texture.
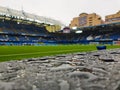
[0,49,120,90]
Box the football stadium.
[0,2,120,90]
[0,6,120,61]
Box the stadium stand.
[0,6,65,45]
[0,16,120,45]
[0,6,120,45]
[50,22,120,45]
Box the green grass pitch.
[0,44,120,62]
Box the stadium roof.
[0,6,65,26]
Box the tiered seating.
[0,20,48,35]
[0,19,51,45]
[110,33,120,40]
[8,35,17,41]
[0,35,4,39]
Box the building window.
[79,16,87,25]
[89,17,93,19]
[89,19,92,21]
[98,18,101,20]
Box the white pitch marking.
[0,49,82,57]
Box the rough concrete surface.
[0,49,120,90]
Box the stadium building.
[69,13,103,28]
[105,10,120,24]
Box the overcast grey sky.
[0,0,120,25]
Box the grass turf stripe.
[0,49,87,57]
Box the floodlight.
[75,30,83,33]
[72,27,77,30]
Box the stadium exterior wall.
[105,11,120,24]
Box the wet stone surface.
[0,49,120,90]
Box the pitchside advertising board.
[63,27,71,33]
[113,41,120,45]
